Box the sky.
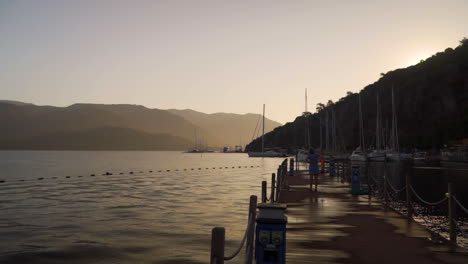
[1,0,468,124]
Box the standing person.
[307,148,320,191]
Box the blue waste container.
[351,165,361,193]
[289,158,294,176]
[329,160,335,176]
[255,203,287,264]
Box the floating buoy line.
[0,165,262,185]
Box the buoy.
[139,171,144,173]
[225,167,228,169]
[66,176,71,178]
[251,166,254,168]
[206,168,209,170]
[191,168,194,170]
[78,175,82,178]
[232,166,235,168]
[238,166,241,168]
[130,172,134,174]
[0,180,5,183]
[90,174,95,176]
[184,169,187,171]
[175,169,179,171]
[149,170,153,173]
[166,170,170,172]
[219,167,223,169]
[158,170,162,172]
[198,168,201,170]
[119,173,124,175]
[20,179,25,181]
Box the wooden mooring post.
[448,182,456,243]
[271,173,276,203]
[406,172,412,220]
[245,195,257,264]
[383,174,388,209]
[261,181,267,203]
[210,227,225,264]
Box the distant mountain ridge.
[168,109,281,148]
[0,102,281,150]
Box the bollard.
[406,172,412,220]
[448,182,456,243]
[271,174,276,203]
[262,181,267,203]
[210,227,225,264]
[245,195,258,264]
[255,203,287,264]
[276,168,281,201]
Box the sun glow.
[404,51,434,67]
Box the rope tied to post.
[409,185,448,206]
[223,212,255,261]
[453,196,468,215]
[385,176,406,193]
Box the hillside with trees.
[246,38,468,152]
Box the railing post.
[245,195,257,264]
[383,175,388,209]
[448,182,456,243]
[261,181,267,203]
[210,227,225,264]
[406,172,412,220]
[276,167,281,201]
[271,173,276,203]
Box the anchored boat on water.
[248,104,286,158]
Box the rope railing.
[210,195,257,264]
[364,166,468,245]
[409,185,448,206]
[384,176,406,193]
[223,212,255,261]
[453,196,468,215]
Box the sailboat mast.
[391,86,396,150]
[359,93,365,151]
[376,94,380,150]
[262,104,265,153]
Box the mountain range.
[0,101,281,150]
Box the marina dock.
[279,168,468,264]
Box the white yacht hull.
[248,152,286,158]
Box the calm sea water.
[0,151,284,264]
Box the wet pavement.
[279,171,468,264]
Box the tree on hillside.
[316,103,325,113]
[460,37,468,46]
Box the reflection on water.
[0,151,284,264]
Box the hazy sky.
[1,0,467,123]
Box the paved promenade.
[278,171,468,264]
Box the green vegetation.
[246,39,468,152]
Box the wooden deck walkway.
[278,170,468,264]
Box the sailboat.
[386,86,410,161]
[248,104,286,157]
[368,94,386,161]
[349,93,367,162]
[297,89,311,162]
